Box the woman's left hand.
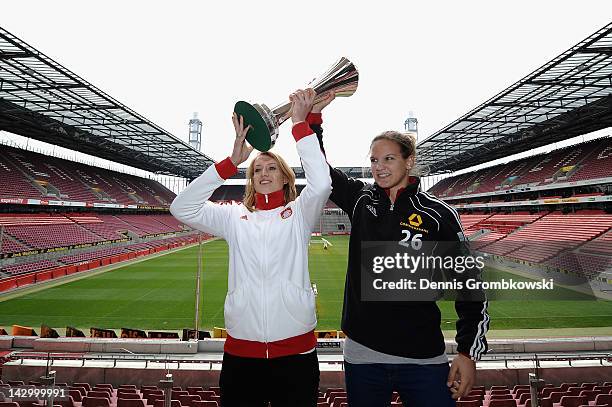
[312,91,335,113]
[447,353,476,400]
[290,88,316,124]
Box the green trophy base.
[234,101,272,152]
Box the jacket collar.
[380,176,420,202]
[255,188,286,210]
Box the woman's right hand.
[230,113,254,166]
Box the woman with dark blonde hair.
[170,89,332,407]
[311,95,489,407]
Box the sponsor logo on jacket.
[400,213,429,233]
[281,208,293,219]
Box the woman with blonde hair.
[170,89,331,407]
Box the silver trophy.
[234,57,359,151]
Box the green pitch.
[0,236,610,332]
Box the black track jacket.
[313,122,489,360]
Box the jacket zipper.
[262,215,268,357]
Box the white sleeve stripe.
[469,300,489,359]
[420,192,463,230]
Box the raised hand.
[230,113,254,166]
[289,88,316,124]
[312,90,335,113]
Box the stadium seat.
[549,391,569,403]
[117,399,145,407]
[82,397,111,407]
[490,393,513,400]
[558,395,588,407]
[543,387,563,398]
[517,392,532,405]
[488,398,517,406]
[194,391,215,401]
[177,395,200,407]
[7,381,24,386]
[74,383,92,392]
[560,383,578,391]
[88,391,111,401]
[116,393,140,400]
[186,388,203,396]
[594,394,612,405]
[539,398,554,407]
[51,395,76,407]
[331,397,347,407]
[68,389,83,402]
[146,394,165,405]
[579,389,602,401]
[460,395,482,402]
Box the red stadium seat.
[542,387,563,398]
[558,395,588,407]
[88,391,111,401]
[560,383,578,392]
[116,393,140,400]
[117,399,146,407]
[579,389,602,401]
[594,394,612,405]
[192,402,217,407]
[186,388,203,396]
[68,389,83,402]
[195,391,215,401]
[74,383,92,392]
[178,395,200,407]
[153,400,181,407]
[82,397,111,407]
[488,398,517,407]
[331,397,347,407]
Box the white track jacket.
[170,132,332,344]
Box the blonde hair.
[243,152,297,212]
[370,131,420,175]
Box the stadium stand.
[481,212,612,263]
[428,137,612,199]
[0,145,175,206]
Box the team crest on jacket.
[280,208,293,219]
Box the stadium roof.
[0,26,214,179]
[418,22,612,175]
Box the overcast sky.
[2,1,612,175]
